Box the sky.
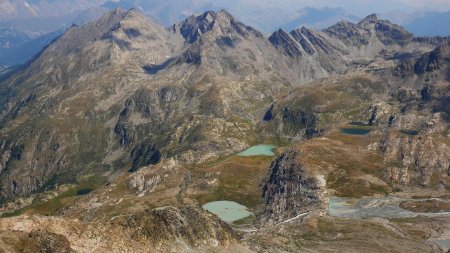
[248,0,450,14]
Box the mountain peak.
[174,9,262,43]
[217,9,233,18]
[26,7,169,70]
[359,13,378,25]
[106,7,128,20]
[269,28,303,57]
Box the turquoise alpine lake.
[237,144,276,156]
[202,201,253,223]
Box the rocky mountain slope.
[0,8,448,203]
[0,7,449,252]
[0,8,288,202]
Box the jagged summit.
[358,13,379,25]
[26,7,171,68]
[269,28,303,57]
[354,13,413,45]
[170,9,263,43]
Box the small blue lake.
[203,200,253,224]
[400,130,419,136]
[237,144,276,157]
[341,128,372,135]
[76,188,93,196]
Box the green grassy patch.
[191,155,272,209]
[233,214,256,225]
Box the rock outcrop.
[0,206,238,252]
[261,150,323,223]
[381,113,450,186]
[119,206,237,249]
[0,229,74,253]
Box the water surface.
[400,130,419,136]
[76,188,93,196]
[237,144,276,156]
[203,200,253,223]
[341,128,372,135]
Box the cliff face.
[261,150,323,223]
[381,113,450,186]
[382,134,450,186]
[378,45,450,187]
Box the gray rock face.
[261,150,322,223]
[128,172,162,195]
[414,44,450,74]
[377,56,450,187]
[381,111,450,186]
[324,21,370,47]
[269,13,441,83]
[290,29,316,55]
[269,29,303,57]
[381,132,450,186]
[395,43,450,80]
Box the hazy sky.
[248,0,450,14]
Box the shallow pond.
[400,130,419,136]
[202,200,253,224]
[340,128,372,135]
[76,188,93,196]
[329,197,450,219]
[237,144,276,157]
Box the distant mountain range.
[0,5,108,66]
[101,1,361,32]
[0,0,106,21]
[101,1,450,37]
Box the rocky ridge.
[0,205,240,252]
[261,150,324,223]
